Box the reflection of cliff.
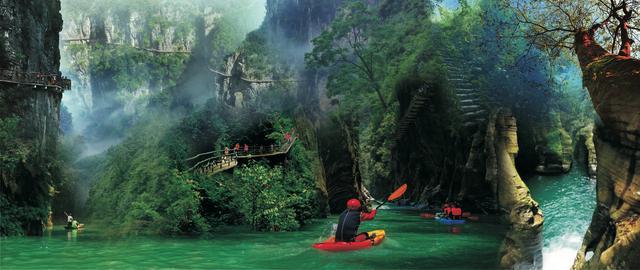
[0,0,64,235]
[572,29,640,269]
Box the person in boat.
[66,215,79,229]
[335,198,377,242]
[451,203,463,220]
[441,203,452,218]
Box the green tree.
[306,1,388,109]
[232,163,298,231]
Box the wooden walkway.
[0,69,71,91]
[61,38,191,54]
[186,137,298,175]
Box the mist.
[60,0,267,158]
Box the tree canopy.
[503,0,640,57]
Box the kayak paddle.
[375,184,408,210]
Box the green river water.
[1,168,595,269]
[1,209,506,269]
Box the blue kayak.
[435,217,466,225]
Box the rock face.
[254,0,360,212]
[572,29,640,269]
[0,0,64,235]
[63,9,182,110]
[317,118,362,212]
[59,3,211,136]
[577,124,597,177]
[533,121,573,174]
[217,0,343,108]
[517,112,574,174]
[485,109,544,269]
[264,0,342,54]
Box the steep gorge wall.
[572,30,640,269]
[0,0,64,235]
[485,110,543,269]
[60,2,214,137]
[258,0,351,212]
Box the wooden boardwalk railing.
[0,69,71,91]
[186,137,298,175]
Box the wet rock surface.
[485,109,544,269]
[0,0,64,235]
[572,29,640,269]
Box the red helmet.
[346,199,361,210]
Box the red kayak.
[312,230,385,252]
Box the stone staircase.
[441,56,487,128]
[394,84,433,141]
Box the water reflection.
[67,229,78,241]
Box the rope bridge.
[185,137,298,175]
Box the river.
[1,167,595,269]
[526,165,597,270]
[1,209,506,269]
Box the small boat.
[435,217,466,225]
[312,230,385,252]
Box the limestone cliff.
[516,110,575,174]
[571,29,640,269]
[0,0,64,235]
[485,109,544,269]
[222,0,350,212]
[216,0,342,108]
[577,124,597,177]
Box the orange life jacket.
[452,207,462,216]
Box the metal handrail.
[187,137,298,173]
[0,69,71,90]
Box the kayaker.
[335,198,377,242]
[442,203,452,218]
[451,203,463,220]
[66,215,78,229]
